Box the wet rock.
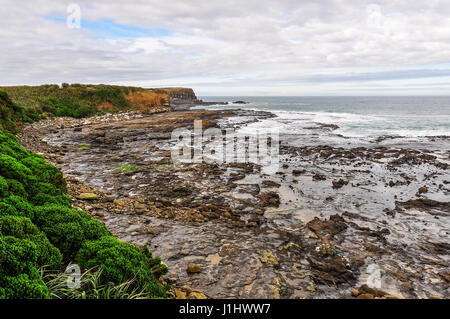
[397,199,449,212]
[351,289,360,297]
[125,225,144,233]
[113,199,125,207]
[312,173,327,181]
[357,284,390,298]
[292,169,305,177]
[93,211,104,217]
[260,250,279,267]
[186,262,201,274]
[257,191,280,207]
[308,253,355,285]
[188,291,207,299]
[146,225,160,235]
[357,293,374,299]
[332,179,349,189]
[261,180,281,188]
[134,202,148,214]
[418,186,428,194]
[307,214,347,239]
[438,271,450,283]
[174,289,187,299]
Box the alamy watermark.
[171,120,280,175]
[66,3,81,29]
[366,263,382,289]
[65,264,81,289]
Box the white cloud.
[1,0,450,95]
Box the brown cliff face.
[125,90,170,112]
[159,88,201,107]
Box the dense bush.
[33,205,110,260]
[0,128,168,299]
[0,216,62,269]
[0,236,50,298]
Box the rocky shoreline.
[18,109,449,299]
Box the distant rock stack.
[161,88,228,110]
[161,88,201,110]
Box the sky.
[1,0,450,96]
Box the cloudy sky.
[2,0,450,96]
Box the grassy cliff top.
[0,84,192,119]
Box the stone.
[174,289,187,299]
[187,262,201,274]
[94,211,105,217]
[134,203,148,214]
[113,199,125,207]
[312,173,327,181]
[418,186,428,194]
[260,250,279,267]
[125,225,144,233]
[188,291,207,299]
[77,193,98,200]
[103,196,115,202]
[146,225,160,235]
[292,169,304,177]
[358,284,389,297]
[351,289,360,297]
[332,179,349,189]
[357,293,374,299]
[256,192,280,207]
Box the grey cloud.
[1,0,450,94]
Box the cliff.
[156,88,202,110]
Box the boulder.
[186,262,201,274]
[77,193,98,200]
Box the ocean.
[197,96,450,139]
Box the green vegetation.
[43,267,165,299]
[0,84,140,119]
[113,163,137,173]
[78,143,90,150]
[0,129,168,299]
[0,91,42,133]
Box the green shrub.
[0,274,49,299]
[0,236,50,299]
[31,193,72,207]
[20,156,65,189]
[0,195,34,219]
[0,202,17,217]
[6,179,26,197]
[0,135,31,160]
[33,205,110,260]
[0,216,62,270]
[0,154,32,182]
[0,176,8,197]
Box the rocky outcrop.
[159,88,228,110]
[159,88,202,110]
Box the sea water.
[197,96,450,138]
